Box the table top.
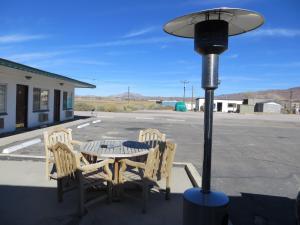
[79,140,150,158]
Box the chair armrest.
[71,140,83,146]
[120,159,146,170]
[79,158,114,180]
[80,158,114,172]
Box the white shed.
[254,101,282,114]
[0,58,95,134]
[195,98,243,113]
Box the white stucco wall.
[195,98,243,112]
[0,66,75,134]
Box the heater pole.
[202,89,214,193]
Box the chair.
[51,142,114,216]
[119,141,176,213]
[138,128,166,148]
[43,126,91,179]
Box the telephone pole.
[181,80,189,102]
[191,85,194,111]
[128,86,130,104]
[290,89,293,113]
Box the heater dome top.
[163,7,264,38]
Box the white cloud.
[5,51,70,62]
[123,26,157,38]
[0,34,47,44]
[73,36,184,48]
[249,28,300,37]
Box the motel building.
[195,98,243,113]
[0,58,95,134]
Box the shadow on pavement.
[229,193,297,225]
[0,185,183,225]
[1,184,298,225]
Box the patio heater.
[164,8,264,225]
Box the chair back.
[51,142,78,179]
[138,128,166,148]
[44,127,73,150]
[144,141,176,181]
[43,127,74,179]
[144,145,161,181]
[158,141,176,180]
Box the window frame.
[63,91,73,110]
[33,87,49,112]
[0,84,7,115]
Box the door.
[16,84,28,128]
[217,102,222,112]
[54,90,60,122]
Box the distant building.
[161,100,178,108]
[0,58,95,134]
[195,98,243,113]
[254,101,282,114]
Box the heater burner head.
[163,7,264,38]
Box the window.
[228,103,236,108]
[33,88,49,111]
[63,91,73,110]
[0,85,7,114]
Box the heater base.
[183,188,229,225]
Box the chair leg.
[142,182,149,213]
[165,177,171,200]
[107,181,113,204]
[77,171,85,216]
[165,187,170,200]
[57,178,63,202]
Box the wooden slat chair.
[138,128,166,148]
[119,141,177,213]
[44,126,92,179]
[51,142,114,216]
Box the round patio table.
[79,140,150,184]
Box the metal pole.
[201,54,219,193]
[202,89,214,192]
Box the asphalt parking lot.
[1,110,300,200]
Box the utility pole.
[290,89,293,113]
[191,85,194,111]
[181,80,189,102]
[128,86,130,104]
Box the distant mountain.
[76,87,300,103]
[216,87,300,102]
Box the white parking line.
[77,123,90,129]
[135,117,154,120]
[2,138,41,154]
[92,120,102,124]
[97,116,114,118]
[167,119,186,122]
[101,136,125,139]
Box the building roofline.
[0,58,96,88]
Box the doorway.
[54,90,60,122]
[16,84,28,128]
[217,102,222,112]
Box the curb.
[173,162,202,188]
[0,153,45,162]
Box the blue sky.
[1,0,300,97]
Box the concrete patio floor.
[0,160,196,225]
